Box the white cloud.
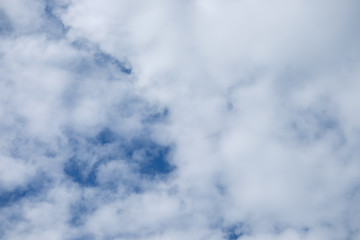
[1,0,360,239]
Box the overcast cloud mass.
[1,0,360,239]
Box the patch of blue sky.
[42,1,69,39]
[0,9,13,36]
[289,107,346,146]
[64,43,132,79]
[65,128,125,161]
[0,173,51,208]
[64,157,98,187]
[68,200,95,227]
[142,107,169,124]
[93,51,132,75]
[271,224,311,236]
[215,182,226,196]
[70,39,93,51]
[63,127,175,189]
[132,141,174,177]
[300,226,310,233]
[95,127,117,145]
[222,222,251,240]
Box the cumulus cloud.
[1,0,360,239]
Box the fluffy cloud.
[1,0,360,239]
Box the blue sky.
[1,0,360,239]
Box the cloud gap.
[0,173,51,208]
[141,107,169,124]
[68,198,97,228]
[63,127,175,189]
[42,0,69,39]
[0,9,12,35]
[222,222,251,240]
[64,157,98,187]
[289,107,346,146]
[94,51,132,75]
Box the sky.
[0,0,360,239]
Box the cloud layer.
[1,0,360,239]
